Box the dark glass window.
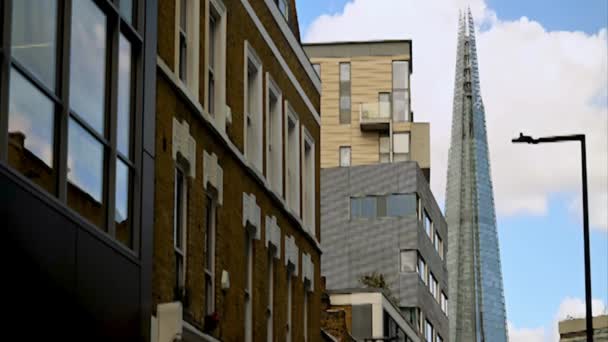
[2,0,143,251]
[351,193,418,219]
[11,0,58,90]
[8,69,56,193]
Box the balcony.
[359,102,391,131]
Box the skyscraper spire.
[445,11,508,342]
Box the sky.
[296,0,608,341]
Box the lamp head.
[512,133,536,144]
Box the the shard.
[445,9,508,342]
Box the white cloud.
[508,321,545,342]
[506,297,607,342]
[304,0,608,231]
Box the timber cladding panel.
[154,0,322,341]
[311,55,412,169]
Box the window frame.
[243,41,263,172]
[1,0,144,253]
[244,231,253,342]
[301,126,315,234]
[206,0,227,131]
[175,0,200,97]
[393,132,410,162]
[285,103,300,215]
[174,166,188,299]
[392,60,410,122]
[339,146,351,167]
[339,62,351,124]
[204,193,216,316]
[265,74,283,196]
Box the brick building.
[151,1,322,341]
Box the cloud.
[507,297,607,342]
[304,0,608,231]
[508,321,545,342]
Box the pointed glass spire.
[445,10,508,342]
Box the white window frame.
[434,231,443,259]
[266,74,283,196]
[417,253,427,285]
[175,0,200,98]
[301,127,315,235]
[174,166,188,299]
[205,0,227,131]
[285,103,300,216]
[425,319,434,342]
[244,41,264,172]
[204,194,216,316]
[339,146,351,167]
[430,273,438,299]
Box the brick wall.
[153,1,322,341]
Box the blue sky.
[297,0,608,338]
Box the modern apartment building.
[303,40,430,181]
[152,0,322,341]
[306,40,448,341]
[322,288,421,342]
[321,163,448,342]
[1,0,157,340]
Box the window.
[339,63,351,124]
[392,61,410,122]
[417,254,427,284]
[245,234,253,342]
[425,320,433,342]
[379,92,391,118]
[174,168,187,299]
[379,133,390,163]
[245,43,263,171]
[267,252,274,342]
[266,76,283,195]
[400,250,416,273]
[286,270,293,342]
[423,210,432,237]
[207,0,227,130]
[312,63,321,77]
[387,194,417,217]
[393,133,410,162]
[302,129,315,233]
[204,195,216,316]
[339,146,351,167]
[434,232,443,259]
[304,289,309,341]
[437,335,443,342]
[6,0,140,248]
[285,107,300,214]
[430,273,438,299]
[441,292,448,316]
[275,0,289,20]
[351,194,417,219]
[178,0,188,82]
[175,0,200,94]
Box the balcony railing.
[359,102,391,131]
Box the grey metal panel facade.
[321,162,448,339]
[445,10,508,342]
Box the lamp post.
[512,133,593,341]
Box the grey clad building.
[321,163,449,341]
[445,10,508,342]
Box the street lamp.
[512,133,593,341]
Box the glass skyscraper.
[445,9,508,342]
